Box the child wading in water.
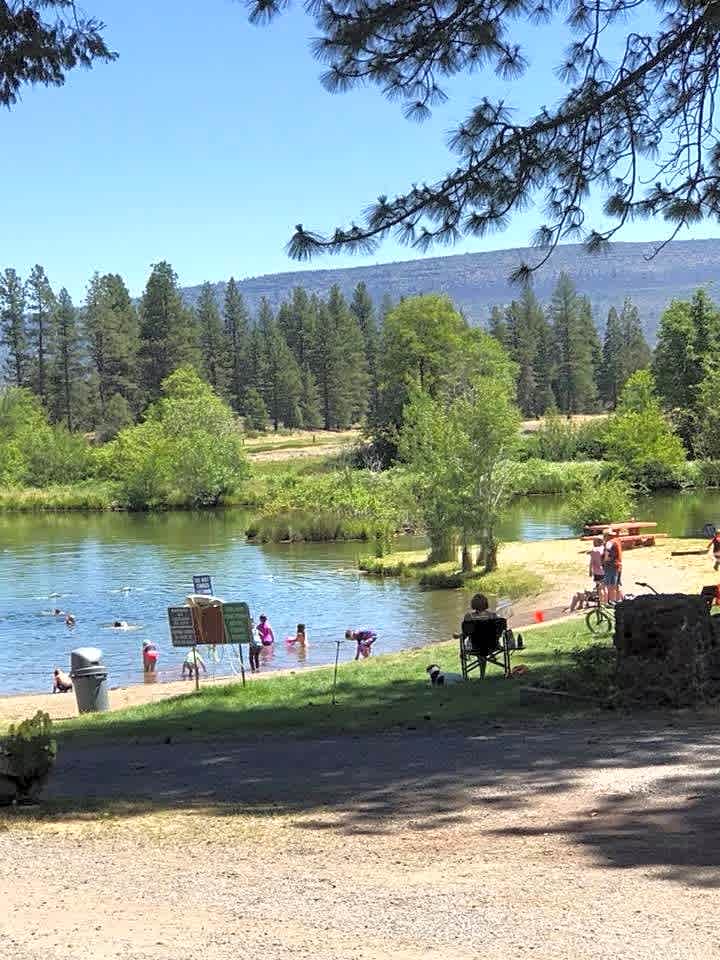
[346,629,377,660]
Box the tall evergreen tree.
[488,304,510,348]
[533,311,557,413]
[0,268,27,387]
[550,273,596,414]
[580,297,602,384]
[277,287,317,369]
[598,307,623,408]
[504,287,548,416]
[313,300,348,430]
[653,288,720,452]
[196,283,228,394]
[263,322,303,429]
[327,285,368,424]
[26,264,55,405]
[84,273,141,421]
[256,297,274,337]
[223,278,251,412]
[243,387,270,431]
[350,282,379,421]
[299,364,323,429]
[379,293,395,322]
[246,325,269,399]
[618,298,651,386]
[139,262,200,400]
[653,300,699,411]
[48,288,83,429]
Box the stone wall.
[613,594,720,707]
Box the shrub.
[565,478,636,532]
[525,413,609,462]
[247,467,416,545]
[686,460,720,488]
[109,367,248,508]
[470,565,545,600]
[0,387,95,487]
[246,510,371,543]
[604,371,686,489]
[358,557,409,577]
[512,459,604,495]
[0,711,56,804]
[542,643,618,702]
[419,569,465,588]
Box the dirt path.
[2,719,720,959]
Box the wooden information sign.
[167,606,197,648]
[222,602,253,646]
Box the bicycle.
[585,580,658,636]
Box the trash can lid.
[70,646,104,670]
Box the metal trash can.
[70,647,110,714]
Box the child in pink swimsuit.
[346,629,377,660]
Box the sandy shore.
[1,534,714,727]
[0,664,334,727]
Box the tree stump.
[613,594,720,706]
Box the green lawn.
[57,619,604,745]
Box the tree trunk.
[484,535,498,573]
[428,529,458,564]
[461,543,474,573]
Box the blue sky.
[1,0,715,301]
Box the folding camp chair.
[459,616,515,680]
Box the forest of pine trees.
[0,263,655,434]
[489,272,652,417]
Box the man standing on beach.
[602,529,623,603]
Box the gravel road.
[2,718,720,959]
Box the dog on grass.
[426,664,464,685]
[427,663,445,686]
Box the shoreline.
[0,605,574,728]
[1,532,716,725]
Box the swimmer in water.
[112,620,129,629]
[294,623,308,646]
[65,613,76,628]
[52,608,64,617]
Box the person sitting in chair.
[460,593,503,656]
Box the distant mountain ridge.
[181,238,720,341]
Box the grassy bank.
[0,481,120,511]
[3,454,720,517]
[359,550,546,596]
[56,619,600,745]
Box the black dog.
[426,664,445,686]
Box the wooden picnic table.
[580,533,665,547]
[585,520,658,536]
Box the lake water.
[0,511,466,694]
[2,489,720,694]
